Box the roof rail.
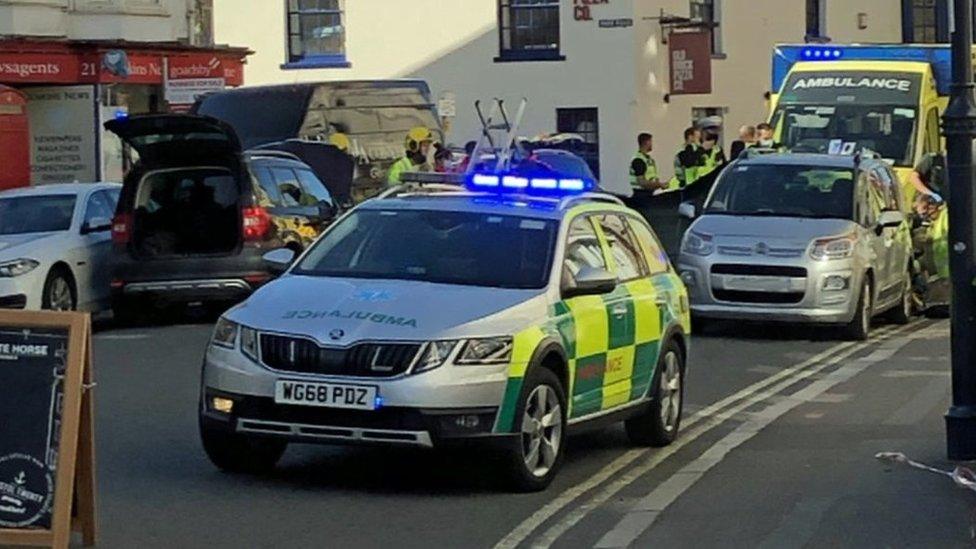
[739,147,782,160]
[245,149,302,162]
[559,192,625,210]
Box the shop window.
[556,108,600,178]
[690,0,722,55]
[902,0,948,43]
[284,0,349,69]
[497,0,563,62]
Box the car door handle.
[611,304,628,317]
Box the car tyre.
[42,267,76,311]
[887,270,913,325]
[844,278,872,341]
[626,339,685,447]
[501,367,567,493]
[200,420,287,475]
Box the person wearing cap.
[667,127,704,190]
[388,126,434,186]
[697,130,727,180]
[630,133,666,192]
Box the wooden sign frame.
[0,310,97,549]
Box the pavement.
[77,317,970,548]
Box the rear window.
[132,168,241,256]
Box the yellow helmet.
[329,132,350,152]
[406,126,434,153]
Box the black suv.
[105,115,337,320]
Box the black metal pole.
[945,0,976,461]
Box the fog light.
[455,415,481,429]
[212,397,234,414]
[823,275,850,291]
[680,270,697,287]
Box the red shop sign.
[168,54,243,86]
[668,31,713,95]
[0,53,83,84]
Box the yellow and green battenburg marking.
[493,275,678,434]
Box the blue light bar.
[471,174,500,187]
[772,43,953,96]
[466,172,595,195]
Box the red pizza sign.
[669,31,712,95]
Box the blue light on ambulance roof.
[466,172,594,195]
[471,173,500,187]
[502,175,529,189]
[802,47,843,60]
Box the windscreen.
[295,209,558,289]
[773,104,917,166]
[0,195,76,234]
[706,164,855,220]
[772,71,921,166]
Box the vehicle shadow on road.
[696,319,863,342]
[239,430,634,496]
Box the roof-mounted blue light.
[802,47,843,60]
[465,172,595,195]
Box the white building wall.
[214,0,908,194]
[0,0,193,42]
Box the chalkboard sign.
[0,326,69,529]
[0,311,96,549]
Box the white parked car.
[0,183,121,312]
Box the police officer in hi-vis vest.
[630,133,667,192]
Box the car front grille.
[259,334,421,378]
[712,290,806,305]
[711,264,808,278]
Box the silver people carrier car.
[677,153,913,340]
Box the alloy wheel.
[659,351,682,433]
[48,277,74,311]
[520,385,563,478]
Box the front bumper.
[678,255,862,325]
[201,343,518,448]
[0,269,47,310]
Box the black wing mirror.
[263,248,296,276]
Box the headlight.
[0,259,39,277]
[211,317,239,349]
[681,231,714,257]
[810,234,856,261]
[240,326,259,360]
[456,337,513,365]
[413,340,458,374]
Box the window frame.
[283,0,351,70]
[901,0,949,44]
[556,107,601,178]
[625,215,671,276]
[559,215,608,289]
[83,190,117,228]
[690,0,723,56]
[496,0,565,63]
[596,214,650,283]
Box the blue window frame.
[496,0,564,62]
[283,0,350,69]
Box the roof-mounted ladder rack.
[467,98,528,174]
